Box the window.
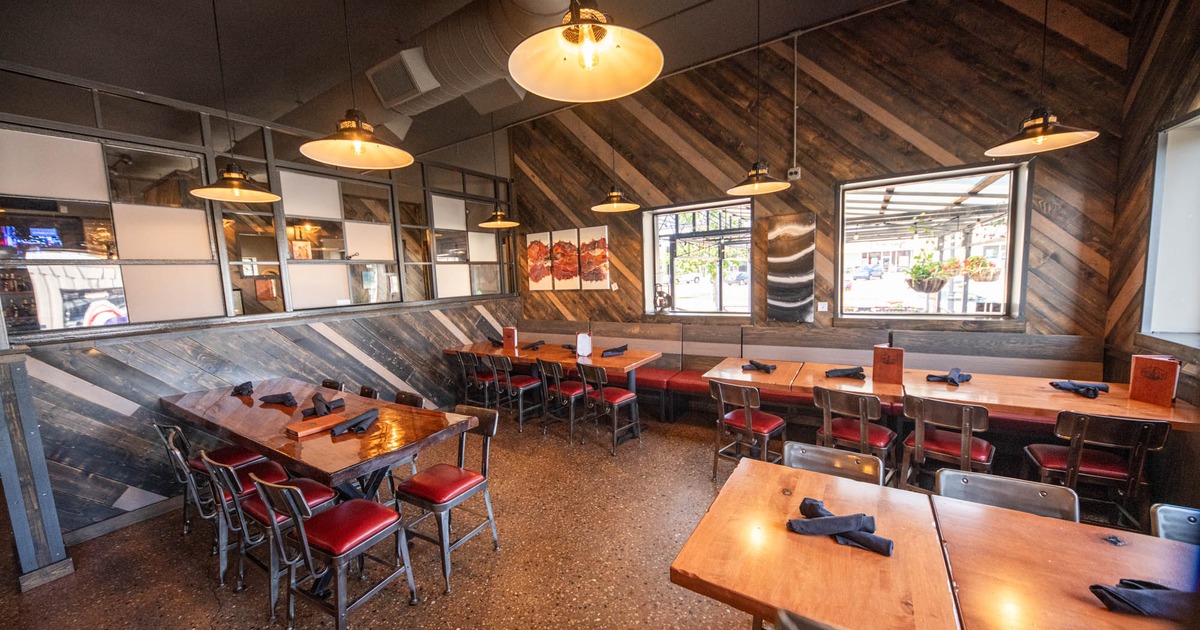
[836,162,1030,320]
[644,200,752,315]
[430,193,508,298]
[1144,112,1200,337]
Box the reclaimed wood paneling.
[26,297,518,534]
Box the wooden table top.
[932,495,1200,630]
[903,370,1200,431]
[446,341,661,375]
[159,377,477,486]
[703,357,805,391]
[670,459,959,628]
[794,362,906,402]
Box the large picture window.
[645,200,751,315]
[837,162,1030,319]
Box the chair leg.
[484,488,500,551]
[569,398,579,445]
[181,493,191,535]
[899,447,913,490]
[268,533,280,623]
[759,432,769,461]
[436,511,453,594]
[286,565,297,630]
[712,427,723,481]
[611,408,619,457]
[632,402,642,443]
[516,389,525,433]
[216,517,229,586]
[335,559,350,630]
[397,529,419,605]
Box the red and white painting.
[578,225,609,291]
[526,232,552,291]
[550,229,580,291]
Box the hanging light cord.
[342,0,358,111]
[610,125,618,185]
[1038,0,1048,100]
[209,0,236,156]
[753,0,762,160]
[791,34,798,169]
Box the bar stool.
[709,380,785,480]
[537,358,590,444]
[152,424,265,537]
[899,395,995,492]
[579,363,641,456]
[490,355,543,431]
[813,387,898,485]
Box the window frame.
[642,198,753,317]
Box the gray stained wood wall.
[513,0,1128,341]
[25,297,518,535]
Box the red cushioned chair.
[579,363,642,456]
[899,395,994,492]
[203,453,336,622]
[393,405,500,594]
[709,380,785,480]
[153,424,265,538]
[454,351,494,407]
[194,448,289,587]
[1023,411,1170,530]
[538,358,591,444]
[489,355,543,431]
[253,476,417,630]
[813,387,898,486]
[605,367,680,422]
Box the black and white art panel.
[766,213,816,322]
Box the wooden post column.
[0,347,73,591]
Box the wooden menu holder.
[1129,355,1180,407]
[285,413,348,438]
[503,326,518,349]
[873,344,905,384]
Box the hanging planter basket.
[968,268,1002,283]
[906,277,948,294]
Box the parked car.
[724,271,749,285]
[852,264,883,280]
[676,272,704,284]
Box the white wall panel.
[288,264,350,309]
[280,171,341,218]
[112,203,212,260]
[123,264,224,322]
[0,129,108,201]
[435,264,471,298]
[344,222,394,261]
[431,195,466,230]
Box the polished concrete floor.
[0,410,766,629]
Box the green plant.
[963,255,995,275]
[907,252,961,282]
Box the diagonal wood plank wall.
[25,297,518,535]
[513,0,1127,342]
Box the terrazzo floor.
[0,411,774,629]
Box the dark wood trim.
[61,496,182,547]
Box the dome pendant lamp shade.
[592,185,639,212]
[479,209,519,229]
[300,109,414,170]
[508,0,663,103]
[727,163,790,197]
[983,107,1099,157]
[191,163,281,203]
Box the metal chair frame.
[1151,503,1200,545]
[709,380,784,480]
[899,395,993,492]
[813,387,897,485]
[253,476,417,630]
[935,469,1080,522]
[153,424,218,539]
[578,363,641,456]
[782,441,884,485]
[538,359,588,444]
[455,352,495,407]
[392,405,500,594]
[489,354,543,431]
[1023,411,1170,530]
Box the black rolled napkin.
[742,359,777,373]
[926,367,972,387]
[258,392,298,407]
[1050,380,1110,399]
[562,344,576,351]
[787,498,894,557]
[1089,579,1199,621]
[301,392,347,418]
[825,366,866,380]
[601,345,628,358]
[330,409,379,437]
[487,336,504,347]
[522,340,546,351]
[231,381,254,396]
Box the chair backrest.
[537,359,569,405]
[359,385,380,399]
[709,380,761,431]
[454,405,500,477]
[812,387,882,453]
[490,355,516,390]
[321,378,345,392]
[577,364,608,407]
[1052,411,1170,493]
[394,390,424,408]
[936,469,1080,522]
[252,476,318,575]
[782,442,884,485]
[201,450,260,539]
[1151,503,1200,545]
[152,424,193,484]
[903,395,990,470]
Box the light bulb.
[232,187,241,198]
[353,139,364,155]
[578,25,598,71]
[1032,135,1047,145]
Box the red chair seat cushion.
[588,387,637,405]
[1026,444,1130,479]
[722,409,785,434]
[904,429,994,463]
[818,417,896,448]
[473,372,496,382]
[295,499,399,556]
[507,375,541,390]
[606,367,679,389]
[397,463,485,504]
[214,460,288,501]
[187,445,265,474]
[548,381,590,397]
[242,478,336,525]
[759,389,814,406]
[667,371,710,394]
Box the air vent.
[366,48,441,109]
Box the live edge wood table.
[445,342,661,394]
[670,458,959,629]
[160,377,477,496]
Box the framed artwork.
[578,225,609,290]
[550,229,580,291]
[254,277,278,301]
[766,213,816,323]
[526,232,552,292]
[289,240,312,260]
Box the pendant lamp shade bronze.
[983,107,1099,157]
[728,0,789,197]
[592,186,639,212]
[191,163,281,203]
[727,161,790,196]
[478,209,520,229]
[300,109,414,170]
[508,0,663,103]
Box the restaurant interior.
[0,0,1198,627]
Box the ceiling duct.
[371,0,568,117]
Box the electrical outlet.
[786,166,802,181]
[817,301,829,312]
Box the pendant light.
[299,0,414,170]
[984,0,1098,157]
[727,0,790,197]
[479,116,519,229]
[190,0,280,204]
[508,0,663,104]
[592,127,639,213]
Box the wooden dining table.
[445,341,662,393]
[159,377,477,494]
[933,494,1200,629]
[702,357,805,392]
